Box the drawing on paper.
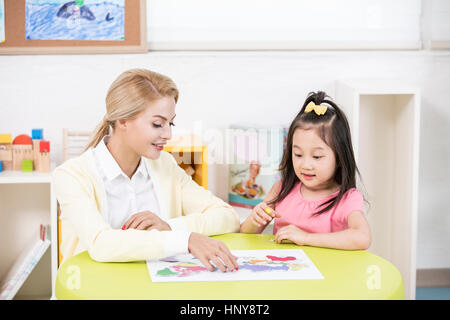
[147,249,324,282]
[25,0,124,40]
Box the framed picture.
[0,0,147,54]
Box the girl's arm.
[240,180,281,234]
[275,211,371,250]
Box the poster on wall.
[25,0,125,40]
[228,124,287,209]
[0,0,5,43]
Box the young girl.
[53,69,240,272]
[240,91,371,250]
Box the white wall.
[0,50,449,269]
[147,0,422,49]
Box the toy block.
[13,134,32,145]
[12,145,33,170]
[0,135,13,170]
[21,160,33,172]
[39,140,50,153]
[179,163,195,176]
[0,148,12,171]
[32,129,43,140]
[0,159,12,170]
[0,146,12,161]
[33,140,41,169]
[0,134,12,144]
[36,152,50,173]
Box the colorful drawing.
[0,0,5,43]
[25,0,124,40]
[147,249,324,282]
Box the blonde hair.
[84,68,179,151]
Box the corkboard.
[0,0,147,54]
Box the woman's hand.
[275,224,309,245]
[188,233,239,273]
[248,202,280,228]
[122,211,171,231]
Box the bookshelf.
[335,79,420,300]
[0,170,57,300]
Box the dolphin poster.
[25,0,125,40]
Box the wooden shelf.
[164,135,208,189]
[0,239,50,300]
[0,171,57,300]
[0,170,52,184]
[335,79,420,300]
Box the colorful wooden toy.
[0,130,51,173]
[0,134,12,144]
[36,140,50,173]
[0,134,13,171]
[39,141,50,153]
[21,159,33,172]
[13,134,33,145]
[32,129,43,140]
[12,135,33,171]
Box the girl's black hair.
[268,91,362,216]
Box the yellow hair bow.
[305,101,327,116]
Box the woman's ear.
[115,119,128,130]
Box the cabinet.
[0,170,57,300]
[335,79,420,300]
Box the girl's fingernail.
[122,225,126,230]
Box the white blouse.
[93,136,190,254]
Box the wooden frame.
[62,129,91,162]
[0,0,147,54]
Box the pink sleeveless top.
[273,181,364,234]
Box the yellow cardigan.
[52,149,240,264]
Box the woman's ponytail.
[84,116,111,151]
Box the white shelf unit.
[335,79,420,300]
[0,170,57,300]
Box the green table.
[55,233,404,299]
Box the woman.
[53,69,240,272]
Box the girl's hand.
[275,224,309,245]
[188,233,239,272]
[249,202,281,228]
[122,211,171,231]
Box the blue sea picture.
[25,0,125,40]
